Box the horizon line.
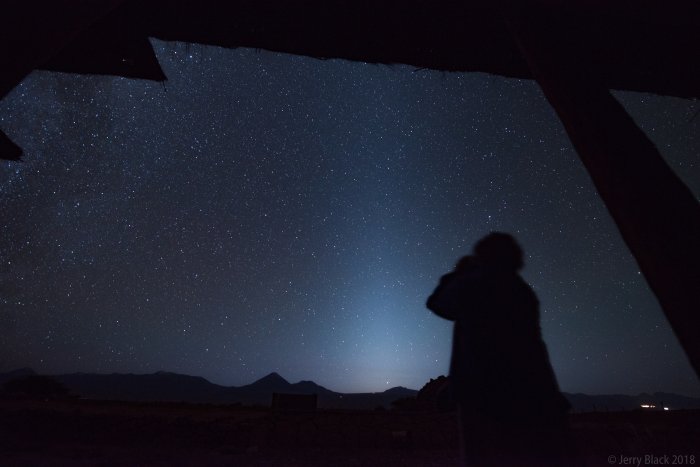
[3,367,700,399]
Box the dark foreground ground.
[0,399,697,466]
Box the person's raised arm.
[427,272,472,321]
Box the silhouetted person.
[427,233,571,467]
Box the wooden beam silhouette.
[507,11,700,377]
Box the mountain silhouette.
[291,380,335,395]
[382,386,418,397]
[54,371,222,402]
[2,369,698,411]
[241,372,291,392]
[0,368,35,385]
[0,369,416,409]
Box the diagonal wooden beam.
[506,12,700,378]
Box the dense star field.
[1,41,698,395]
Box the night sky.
[1,41,698,395]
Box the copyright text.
[608,454,696,466]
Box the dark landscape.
[1,370,699,466]
[3,369,700,413]
[1,393,698,466]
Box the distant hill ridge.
[1,369,699,411]
[0,369,416,410]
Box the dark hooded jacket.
[427,266,570,420]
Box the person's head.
[473,232,524,271]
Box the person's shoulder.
[515,276,539,303]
